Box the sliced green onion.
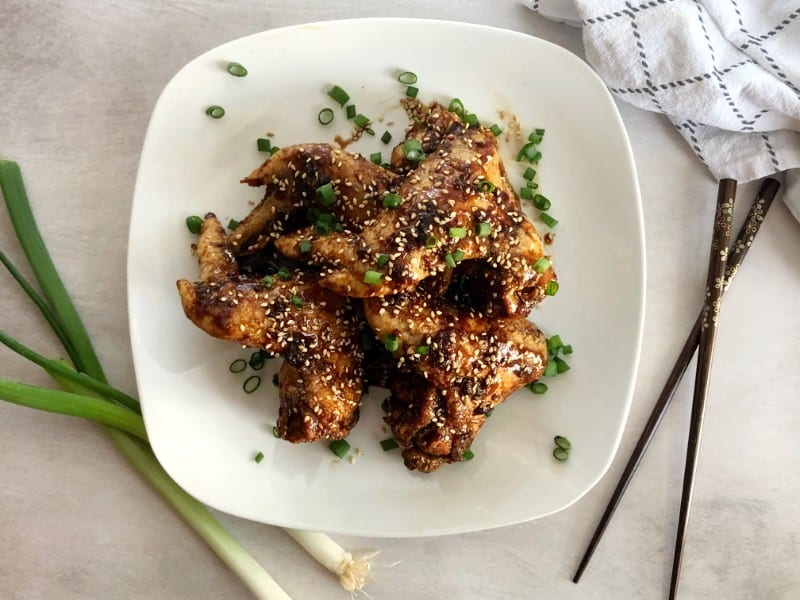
[257,138,271,153]
[364,271,383,285]
[533,257,551,273]
[370,152,382,165]
[329,439,351,459]
[449,227,467,238]
[523,167,536,180]
[226,62,248,77]
[227,218,239,230]
[533,194,551,211]
[291,295,304,308]
[353,114,370,129]
[544,360,558,377]
[425,235,439,248]
[540,212,559,228]
[254,451,264,463]
[545,280,559,296]
[489,123,502,136]
[554,435,572,451]
[376,254,389,267]
[365,127,375,136]
[448,98,465,116]
[529,128,546,144]
[444,254,456,269]
[261,275,274,288]
[276,266,292,281]
[402,139,425,162]
[243,375,261,394]
[318,108,334,125]
[397,71,418,84]
[476,222,492,237]
[327,85,350,106]
[554,356,570,374]
[249,351,265,371]
[462,449,475,461]
[405,86,419,98]
[272,425,280,437]
[384,333,399,352]
[563,344,573,355]
[205,105,225,119]
[415,345,429,355]
[477,180,496,193]
[529,382,548,394]
[553,447,569,461]
[186,215,202,234]
[382,193,402,209]
[464,113,479,127]
[269,146,280,155]
[547,335,563,352]
[381,131,392,144]
[346,104,356,119]
[520,187,534,201]
[299,239,312,254]
[527,181,539,190]
[452,249,465,263]
[315,182,337,207]
[516,142,541,163]
[380,438,399,451]
[229,359,247,373]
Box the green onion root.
[285,529,376,593]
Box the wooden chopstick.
[572,178,780,584]
[667,179,736,597]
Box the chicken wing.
[177,214,363,442]
[228,143,397,256]
[363,282,547,472]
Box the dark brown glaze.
[363,282,547,472]
[276,102,555,314]
[176,214,363,442]
[229,143,397,255]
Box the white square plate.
[128,18,644,537]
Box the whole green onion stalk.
[0,160,374,598]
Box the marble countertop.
[1,1,798,599]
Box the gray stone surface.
[1,1,798,599]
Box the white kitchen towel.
[526,0,800,221]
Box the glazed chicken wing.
[177,214,363,442]
[363,282,547,472]
[229,143,397,255]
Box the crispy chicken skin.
[364,282,547,472]
[229,144,397,255]
[176,214,363,442]
[275,103,555,315]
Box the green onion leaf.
[384,333,399,352]
[186,215,202,234]
[226,62,248,77]
[547,335,563,352]
[257,138,271,153]
[540,212,559,228]
[205,105,225,119]
[489,123,502,136]
[444,254,456,269]
[545,280,559,296]
[327,85,350,106]
[269,146,280,155]
[402,139,425,162]
[370,152,382,165]
[477,180,496,193]
[449,227,467,238]
[452,249,465,263]
[248,352,265,371]
[329,439,351,459]
[382,192,402,209]
[563,344,573,355]
[276,266,292,281]
[315,182,337,207]
[299,239,311,254]
[529,128,546,144]
[346,104,356,119]
[523,167,536,180]
[520,186,534,201]
[415,345,429,355]
[380,438,399,451]
[425,235,439,248]
[376,254,389,267]
[229,359,247,373]
[544,360,558,377]
[353,114,370,129]
[553,447,569,461]
[533,257,551,273]
[227,218,239,230]
[405,86,419,98]
[273,425,280,437]
[533,194,551,211]
[261,275,274,288]
[476,222,492,237]
[364,271,383,285]
[291,295,304,308]
[254,451,264,463]
[448,98,465,116]
[381,130,392,144]
[243,375,261,394]
[554,435,572,451]
[464,113,479,127]
[318,108,334,125]
[529,382,548,394]
[554,356,570,374]
[398,71,418,84]
[462,449,475,461]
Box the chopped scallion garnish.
[489,123,503,136]
[276,266,292,281]
[444,253,456,269]
[205,105,225,119]
[382,193,402,209]
[243,375,261,394]
[364,271,383,285]
[415,345,429,355]
[477,180,496,193]
[315,182,337,207]
[462,449,475,461]
[533,194,551,211]
[528,382,548,394]
[547,335,563,352]
[261,275,274,288]
[227,218,239,230]
[318,108,334,125]
[554,435,572,451]
[384,333,399,352]
[553,447,569,461]
[544,360,558,377]
[353,114,370,129]
[554,356,570,374]
[291,295,304,308]
[226,62,248,77]
[328,439,350,459]
[563,344,573,355]
[533,257,551,273]
[545,280,559,296]
[380,438,399,451]
[257,138,271,153]
[299,239,311,254]
[376,254,389,267]
[229,359,247,373]
[272,425,280,437]
[346,104,356,119]
[523,167,536,180]
[476,222,492,237]
[464,113,479,127]
[327,85,350,106]
[381,131,392,144]
[448,98,465,116]
[370,152,382,165]
[540,212,559,228]
[397,71,418,84]
[254,451,264,463]
[529,128,546,144]
[405,86,419,98]
[425,235,439,248]
[449,227,467,238]
[520,187,534,201]
[452,249,465,263]
[186,215,202,234]
[249,351,265,371]
[402,139,425,162]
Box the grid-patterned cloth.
[527,0,800,220]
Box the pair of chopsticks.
[572,177,781,597]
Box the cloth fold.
[527,0,800,220]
